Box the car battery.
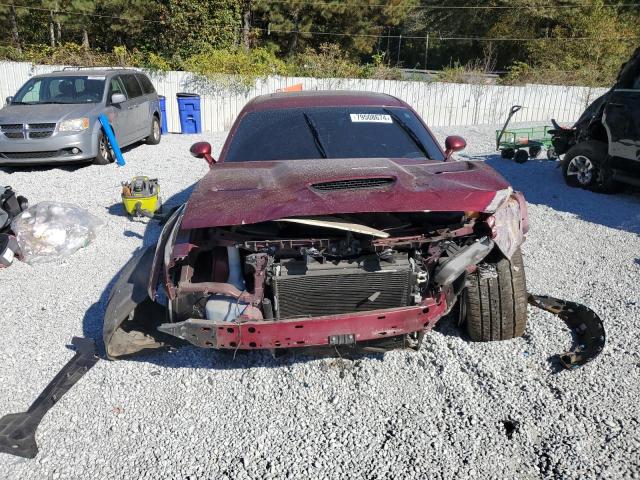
[0,233,19,268]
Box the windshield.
[12,75,106,105]
[225,106,444,162]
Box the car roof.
[243,91,408,113]
[35,68,141,78]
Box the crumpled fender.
[103,247,165,359]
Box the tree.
[159,0,241,60]
[253,0,418,58]
[0,1,30,53]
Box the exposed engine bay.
[154,210,499,347]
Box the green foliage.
[253,0,418,56]
[292,43,363,78]
[290,44,402,79]
[182,47,289,91]
[0,0,638,87]
[22,42,106,66]
[161,0,241,58]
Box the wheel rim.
[567,155,594,185]
[99,137,109,159]
[153,120,160,140]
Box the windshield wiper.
[303,112,328,159]
[383,108,430,159]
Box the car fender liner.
[104,247,165,359]
[0,337,99,459]
[528,294,606,369]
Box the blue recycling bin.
[158,95,168,134]
[176,93,202,134]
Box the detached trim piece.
[0,337,99,459]
[528,294,606,369]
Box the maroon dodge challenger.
[104,91,529,359]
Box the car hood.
[0,103,100,124]
[182,158,511,230]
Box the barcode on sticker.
[350,113,392,123]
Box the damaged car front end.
[104,91,531,359]
[104,165,528,359]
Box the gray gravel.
[1,124,639,479]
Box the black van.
[550,47,640,192]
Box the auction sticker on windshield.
[350,113,393,123]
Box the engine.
[167,211,485,326]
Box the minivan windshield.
[12,75,106,105]
[225,106,444,162]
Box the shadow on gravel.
[122,343,388,371]
[1,162,91,174]
[483,154,640,235]
[0,141,146,174]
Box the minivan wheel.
[562,141,606,189]
[463,248,528,342]
[146,117,161,145]
[94,132,113,165]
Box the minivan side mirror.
[5,96,13,106]
[190,142,216,166]
[444,135,467,159]
[111,93,126,105]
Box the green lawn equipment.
[496,105,558,163]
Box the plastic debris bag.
[11,202,104,264]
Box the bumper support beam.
[158,295,447,350]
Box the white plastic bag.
[11,202,104,264]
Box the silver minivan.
[0,68,161,166]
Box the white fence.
[0,61,606,133]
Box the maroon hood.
[181,158,511,230]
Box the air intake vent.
[311,177,395,191]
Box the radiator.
[272,257,413,320]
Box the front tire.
[93,131,113,165]
[464,248,528,342]
[562,141,606,189]
[146,116,161,145]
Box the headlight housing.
[58,117,90,132]
[484,187,513,213]
[491,196,523,259]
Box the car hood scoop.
[310,177,396,191]
[182,157,510,230]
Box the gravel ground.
[1,123,639,479]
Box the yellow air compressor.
[121,176,161,218]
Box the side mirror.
[111,93,126,105]
[444,135,466,159]
[5,96,13,106]
[190,142,216,166]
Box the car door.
[119,74,147,140]
[107,75,137,146]
[604,70,640,174]
[135,73,155,134]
